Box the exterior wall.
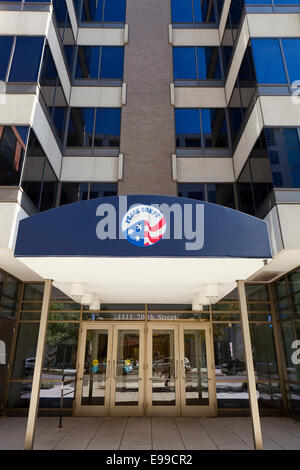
[277,205,300,250]
[118,0,177,196]
[61,157,120,182]
[176,158,234,183]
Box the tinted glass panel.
[9,37,44,82]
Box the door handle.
[106,360,111,380]
[181,360,186,380]
[112,359,116,380]
[174,360,179,380]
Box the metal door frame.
[110,323,145,416]
[74,323,113,416]
[179,323,217,417]
[74,322,216,417]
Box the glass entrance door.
[75,322,215,417]
[179,324,216,416]
[110,324,145,416]
[74,324,113,416]
[146,325,180,415]
[75,323,144,416]
[146,324,216,416]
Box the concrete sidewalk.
[0,416,300,450]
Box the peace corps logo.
[121,205,167,247]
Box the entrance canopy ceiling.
[14,196,272,305]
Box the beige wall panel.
[219,0,232,42]
[172,28,219,46]
[225,17,250,103]
[174,87,226,108]
[70,86,123,107]
[47,19,71,101]
[65,0,78,39]
[32,99,62,178]
[177,158,234,183]
[260,96,300,127]
[264,206,284,256]
[61,157,118,182]
[247,13,300,37]
[233,99,264,178]
[277,204,300,249]
[77,28,125,45]
[0,94,35,125]
[0,11,49,35]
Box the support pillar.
[237,280,263,450]
[24,279,52,450]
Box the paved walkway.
[0,416,300,450]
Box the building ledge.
[0,187,37,216]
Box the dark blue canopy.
[15,195,272,259]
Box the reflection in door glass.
[81,330,108,406]
[115,330,140,406]
[152,330,176,406]
[184,330,209,406]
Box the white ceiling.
[17,256,268,304]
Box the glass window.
[201,108,228,148]
[213,324,246,374]
[175,108,228,149]
[251,38,287,84]
[100,46,124,79]
[75,46,124,79]
[40,43,67,141]
[94,108,121,147]
[282,38,300,84]
[197,47,221,79]
[265,128,300,188]
[0,36,13,81]
[4,275,20,299]
[171,0,216,24]
[288,269,300,294]
[178,183,206,201]
[104,0,126,23]
[75,46,101,79]
[0,271,4,295]
[81,0,126,23]
[21,130,57,212]
[60,182,89,205]
[250,324,279,380]
[67,108,95,147]
[9,37,44,82]
[23,284,44,301]
[11,323,40,380]
[67,107,121,148]
[175,109,201,148]
[173,47,197,80]
[0,126,29,185]
[89,183,117,198]
[44,323,79,375]
[206,184,235,208]
[281,321,299,381]
[39,159,58,212]
[173,47,221,80]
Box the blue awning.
[15,195,272,259]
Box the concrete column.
[237,280,263,450]
[24,279,52,450]
[118,0,177,196]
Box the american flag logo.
[121,205,167,247]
